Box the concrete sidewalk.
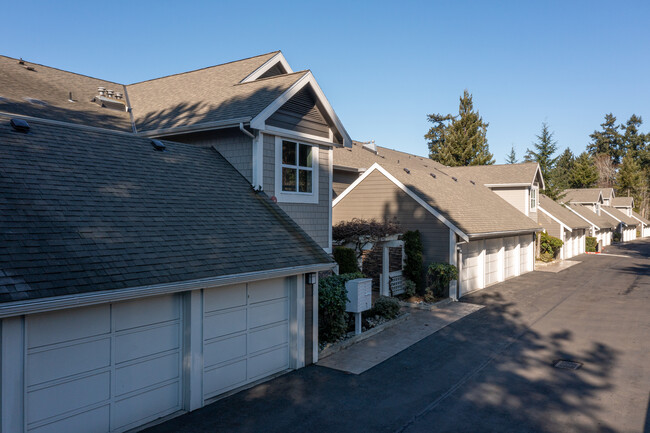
[317,302,483,374]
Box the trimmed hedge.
[318,272,363,344]
[586,236,597,252]
[333,246,359,274]
[370,296,400,320]
[426,262,459,298]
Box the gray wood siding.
[267,87,330,138]
[333,170,450,265]
[538,212,561,238]
[263,134,331,249]
[167,128,253,183]
[491,187,527,215]
[333,169,360,198]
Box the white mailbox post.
[345,278,373,335]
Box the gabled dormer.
[240,51,293,82]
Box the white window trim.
[275,136,319,204]
[530,186,538,212]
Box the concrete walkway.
[534,259,580,273]
[317,302,483,374]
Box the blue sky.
[2,0,648,162]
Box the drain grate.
[553,360,583,370]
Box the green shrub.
[370,296,401,320]
[613,231,621,242]
[403,230,423,291]
[426,262,459,298]
[318,272,363,343]
[333,246,359,274]
[585,236,597,252]
[540,232,563,261]
[403,279,416,297]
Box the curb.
[398,297,453,311]
[318,312,410,360]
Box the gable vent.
[151,140,166,151]
[10,118,30,132]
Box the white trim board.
[333,163,469,242]
[273,136,320,204]
[240,52,294,83]
[250,71,352,148]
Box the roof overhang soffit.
[333,163,469,241]
[240,52,294,83]
[250,71,352,147]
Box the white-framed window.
[530,186,538,211]
[274,136,319,204]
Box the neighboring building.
[612,196,634,217]
[566,203,615,248]
[443,162,545,222]
[0,52,345,433]
[537,195,590,259]
[631,211,650,238]
[600,206,638,242]
[332,142,540,299]
[561,189,604,213]
[600,188,615,206]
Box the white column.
[312,273,319,364]
[290,276,305,369]
[182,290,203,411]
[1,316,25,433]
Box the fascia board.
[333,163,469,241]
[240,52,294,83]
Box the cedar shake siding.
[266,87,330,138]
[263,133,331,249]
[166,128,254,183]
[491,187,527,215]
[333,170,450,265]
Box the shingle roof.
[0,115,332,303]
[538,195,590,229]
[601,206,638,226]
[561,188,603,204]
[336,141,447,171]
[611,196,634,207]
[566,204,615,229]
[334,143,539,236]
[601,188,615,199]
[443,162,542,187]
[0,55,133,132]
[632,211,650,225]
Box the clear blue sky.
[2,0,648,163]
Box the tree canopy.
[426,90,494,166]
[505,146,518,164]
[569,152,599,188]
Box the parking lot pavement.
[144,239,650,433]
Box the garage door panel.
[113,296,179,331]
[248,323,289,354]
[485,239,501,286]
[204,283,247,313]
[115,323,180,364]
[248,300,288,329]
[248,278,287,304]
[27,338,111,386]
[27,371,110,425]
[204,360,247,397]
[113,381,180,430]
[248,346,290,380]
[204,309,247,340]
[27,305,110,348]
[28,404,110,433]
[204,334,247,368]
[115,352,180,396]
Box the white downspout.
[239,122,255,139]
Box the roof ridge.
[127,51,281,86]
[0,54,124,86]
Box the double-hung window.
[530,187,538,211]
[275,137,319,204]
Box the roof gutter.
[139,116,253,138]
[0,262,334,319]
[467,228,541,239]
[239,122,255,139]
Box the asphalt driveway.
[144,240,650,433]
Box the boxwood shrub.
[333,246,359,274]
[585,236,597,252]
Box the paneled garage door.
[485,238,502,286]
[519,235,533,273]
[203,278,290,400]
[460,240,483,297]
[25,295,182,433]
[503,236,518,279]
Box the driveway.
[144,240,650,433]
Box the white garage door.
[519,235,533,273]
[460,240,483,297]
[503,237,517,279]
[203,278,290,400]
[25,295,182,433]
[566,232,573,258]
[573,232,581,255]
[485,238,502,286]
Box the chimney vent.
[18,58,25,65]
[97,87,106,96]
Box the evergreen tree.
[588,113,623,164]
[550,148,575,192]
[505,146,518,164]
[568,152,598,188]
[616,154,643,206]
[621,114,647,159]
[426,90,494,166]
[524,122,559,181]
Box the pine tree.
[524,123,559,180]
[588,113,623,164]
[568,152,599,188]
[621,114,646,159]
[550,148,575,192]
[616,154,643,206]
[505,146,518,164]
[426,90,494,166]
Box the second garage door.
[485,238,502,286]
[460,240,483,297]
[503,237,518,279]
[203,278,290,400]
[519,235,533,273]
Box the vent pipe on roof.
[360,140,377,154]
[97,87,106,96]
[107,90,114,98]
